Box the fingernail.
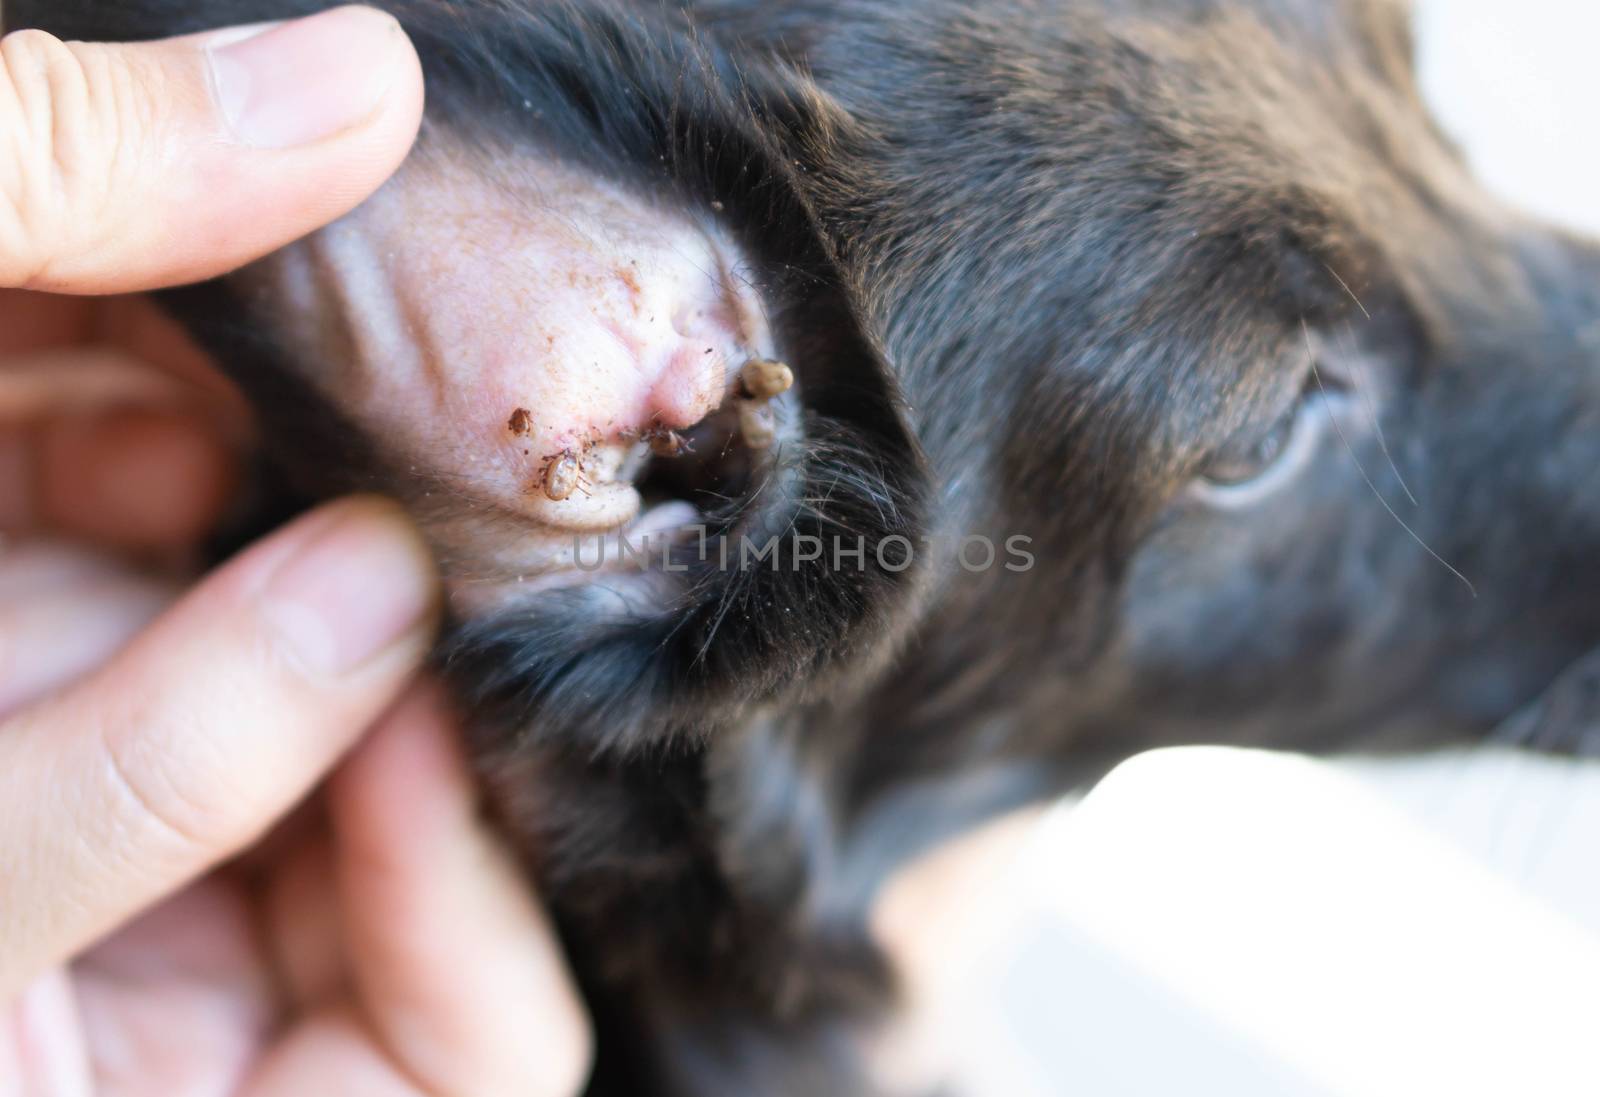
[206,6,411,149]
[263,499,438,676]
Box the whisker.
[1322,267,1418,507]
[1304,321,1477,599]
[1339,322,1419,507]
[1322,263,1372,322]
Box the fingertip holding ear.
[258,496,441,680]
[0,7,425,293]
[205,7,414,151]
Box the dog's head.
[776,0,1600,775]
[18,0,1600,782]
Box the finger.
[72,879,277,1095]
[0,345,244,548]
[0,346,196,419]
[330,684,593,1097]
[0,6,424,293]
[0,292,251,415]
[0,411,240,553]
[263,834,347,1011]
[0,291,93,355]
[30,406,239,548]
[0,540,177,718]
[0,970,93,1097]
[247,1004,429,1097]
[0,496,439,999]
[93,296,254,414]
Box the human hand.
[0,9,591,1095]
[0,505,592,1097]
[3,642,592,1097]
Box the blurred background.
[1416,0,1600,237]
[878,3,1600,1094]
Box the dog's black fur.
[13,1,1600,1093]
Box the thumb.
[0,5,424,293]
[0,497,440,999]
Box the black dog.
[13,1,1600,1093]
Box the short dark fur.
[14,1,1600,1094]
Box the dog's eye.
[1204,405,1300,485]
[1191,392,1328,506]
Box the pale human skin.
[0,8,592,1095]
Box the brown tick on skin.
[739,400,778,449]
[543,450,583,501]
[650,430,690,457]
[739,358,794,400]
[734,358,791,449]
[508,407,533,436]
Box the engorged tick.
[740,358,794,400]
[543,451,582,501]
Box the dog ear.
[131,0,929,761]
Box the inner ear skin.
[232,143,785,562]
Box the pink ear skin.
[245,145,778,536]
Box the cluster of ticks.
[507,357,794,503]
